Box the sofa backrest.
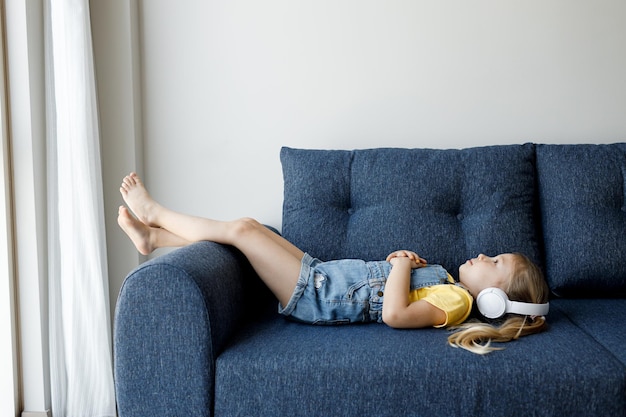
[280,145,541,279]
[536,143,626,297]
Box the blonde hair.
[448,253,549,355]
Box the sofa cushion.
[281,145,541,278]
[536,143,626,297]
[214,312,626,416]
[552,298,626,365]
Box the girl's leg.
[119,173,304,306]
[117,205,191,255]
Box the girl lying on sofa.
[117,172,549,355]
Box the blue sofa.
[114,143,626,417]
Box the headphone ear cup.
[476,288,509,319]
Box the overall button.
[377,291,384,297]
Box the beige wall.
[93,0,626,328]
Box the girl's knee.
[239,217,262,228]
[230,217,263,238]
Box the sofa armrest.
[114,241,251,417]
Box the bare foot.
[117,206,154,255]
[119,172,159,226]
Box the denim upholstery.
[115,242,253,416]
[551,298,626,365]
[536,144,626,296]
[281,145,541,278]
[115,144,626,416]
[213,309,626,417]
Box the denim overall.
[279,253,453,324]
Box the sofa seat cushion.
[281,145,541,278]
[552,298,626,365]
[214,313,626,417]
[536,143,626,297]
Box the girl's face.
[458,253,516,298]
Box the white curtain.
[45,0,116,416]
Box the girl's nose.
[477,254,487,261]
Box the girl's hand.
[386,250,427,268]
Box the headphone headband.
[476,287,549,319]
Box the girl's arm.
[382,252,446,328]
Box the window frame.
[0,1,21,415]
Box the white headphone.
[476,287,550,319]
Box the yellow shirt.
[408,274,473,327]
